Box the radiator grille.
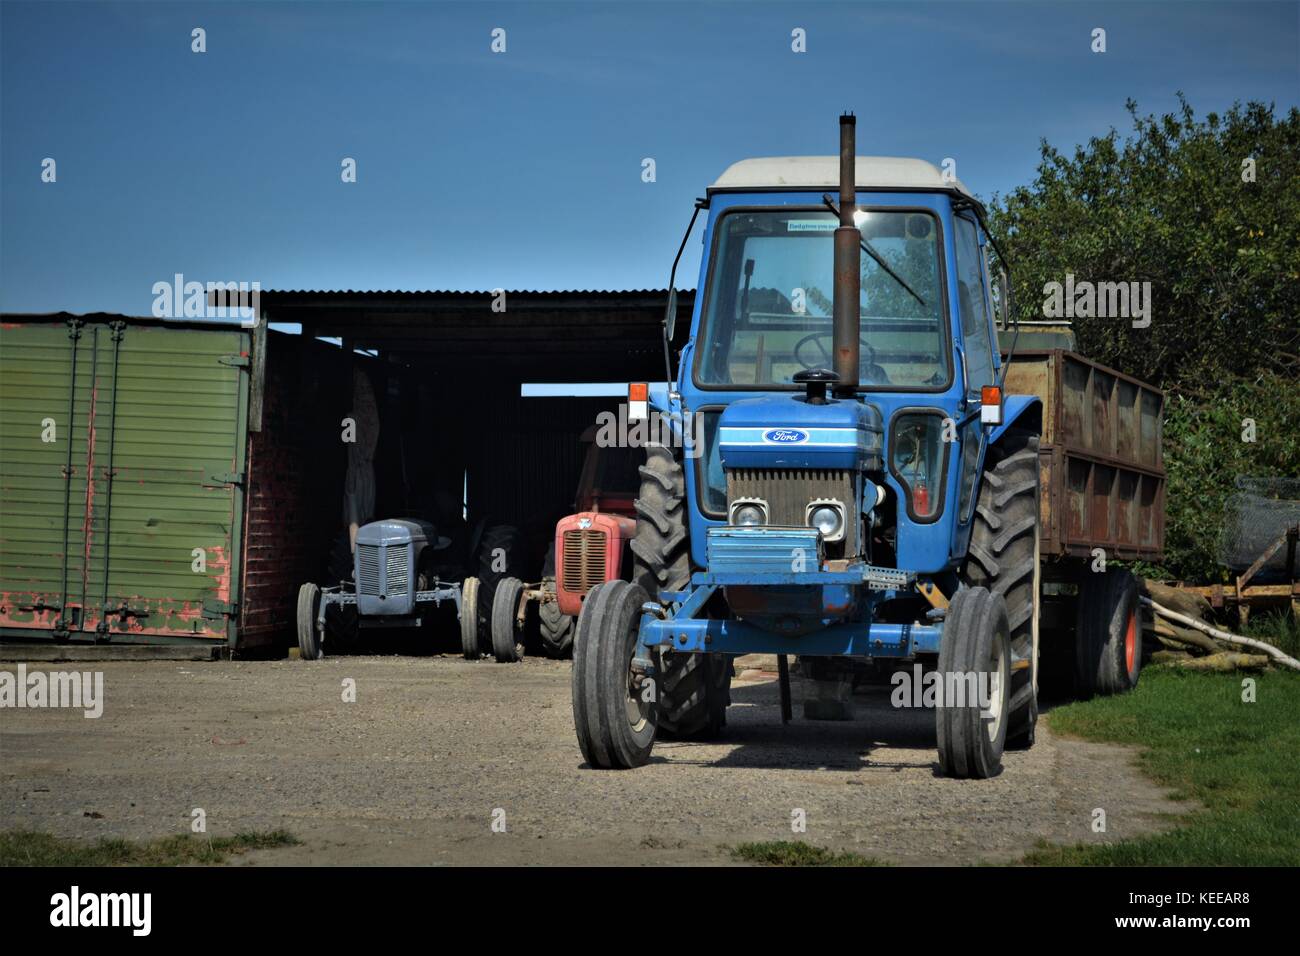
[356,543,381,594]
[561,529,607,594]
[726,469,857,554]
[386,545,409,595]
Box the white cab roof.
[709,156,978,203]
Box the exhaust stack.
[832,112,861,397]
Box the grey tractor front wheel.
[491,576,527,663]
[296,583,323,660]
[571,580,656,769]
[460,576,482,659]
[936,586,1011,779]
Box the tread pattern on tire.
[629,443,730,739]
[538,591,574,658]
[962,427,1040,748]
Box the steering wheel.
[793,332,876,371]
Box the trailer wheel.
[491,577,527,663]
[630,443,731,738]
[1077,568,1142,696]
[296,583,323,661]
[460,576,481,659]
[936,586,1011,779]
[571,580,655,769]
[962,426,1040,749]
[538,594,574,658]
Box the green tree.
[990,95,1299,391]
[988,97,1300,580]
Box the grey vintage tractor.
[295,518,522,659]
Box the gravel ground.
[0,656,1189,865]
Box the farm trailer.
[571,114,1165,777]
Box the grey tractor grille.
[386,546,409,594]
[561,529,606,594]
[356,544,381,594]
[726,468,857,554]
[355,542,411,596]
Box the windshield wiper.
[822,194,927,308]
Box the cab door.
[950,212,999,559]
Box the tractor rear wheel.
[491,576,527,663]
[571,580,656,769]
[936,586,1011,779]
[962,427,1040,749]
[538,592,574,658]
[475,524,524,637]
[1077,568,1142,696]
[296,583,323,660]
[460,576,482,659]
[630,443,731,739]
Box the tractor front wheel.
[296,583,323,661]
[491,576,527,663]
[936,586,1011,779]
[460,577,482,660]
[571,580,656,769]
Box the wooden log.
[1178,652,1272,672]
[1143,580,1212,620]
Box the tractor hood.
[717,395,884,470]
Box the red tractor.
[490,427,640,661]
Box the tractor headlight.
[807,500,845,541]
[730,499,768,527]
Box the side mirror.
[663,288,679,341]
[998,267,1012,329]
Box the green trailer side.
[0,316,251,646]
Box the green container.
[0,316,250,646]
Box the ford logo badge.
[764,428,808,444]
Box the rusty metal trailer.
[1001,347,1166,693]
[1004,348,1165,567]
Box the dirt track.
[0,656,1189,865]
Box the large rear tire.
[460,576,481,660]
[538,592,574,658]
[476,524,524,629]
[296,583,323,660]
[1077,568,1142,696]
[491,576,527,663]
[571,580,656,769]
[629,443,731,739]
[936,586,1011,779]
[962,427,1040,749]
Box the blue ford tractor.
[572,114,1149,778]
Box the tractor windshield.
[695,208,948,389]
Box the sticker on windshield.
[786,220,836,232]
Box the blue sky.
[2,0,1297,316]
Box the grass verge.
[731,840,885,867]
[0,829,299,866]
[1026,665,1300,865]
